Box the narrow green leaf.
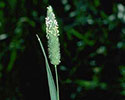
[7,49,17,72]
[36,34,57,100]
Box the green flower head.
[45,6,61,66]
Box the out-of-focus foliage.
[0,0,125,100]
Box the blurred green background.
[0,0,125,100]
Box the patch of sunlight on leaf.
[0,34,7,40]
[63,79,72,84]
[93,67,101,73]
[60,65,67,71]
[62,0,68,5]
[108,15,116,21]
[75,80,98,90]
[117,42,123,48]
[64,4,71,11]
[118,4,125,12]
[90,60,96,66]
[69,11,76,17]
[96,46,106,54]
[77,41,84,47]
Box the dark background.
[0,0,125,100]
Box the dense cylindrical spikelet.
[45,6,61,66]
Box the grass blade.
[36,34,57,100]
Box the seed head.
[45,6,61,66]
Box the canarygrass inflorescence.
[45,5,61,100]
[36,5,61,100]
[45,6,61,66]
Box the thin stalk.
[55,65,60,100]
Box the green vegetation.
[0,0,125,100]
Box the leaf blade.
[36,34,57,100]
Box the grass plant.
[36,5,61,100]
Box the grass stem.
[55,65,60,100]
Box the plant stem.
[55,65,60,100]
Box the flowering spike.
[45,5,61,66]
